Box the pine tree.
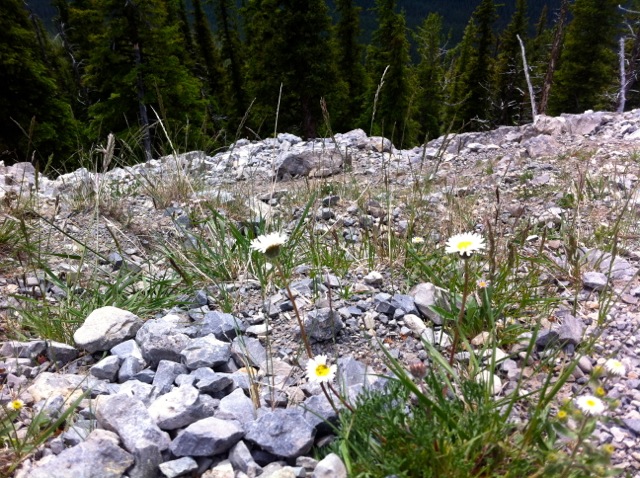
[333,0,367,131]
[414,12,445,141]
[443,0,497,130]
[192,0,225,111]
[361,0,417,145]
[77,0,206,157]
[0,0,77,168]
[244,0,340,138]
[214,0,246,121]
[549,0,619,114]
[493,0,528,125]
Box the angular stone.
[181,335,232,370]
[27,372,86,402]
[90,355,121,382]
[245,409,315,459]
[402,314,427,335]
[27,429,133,478]
[216,388,256,424]
[148,384,209,430]
[74,306,143,353]
[229,440,262,476]
[558,314,585,348]
[276,150,343,180]
[136,319,190,368]
[409,282,449,325]
[582,271,608,291]
[390,294,419,315]
[312,453,347,478]
[96,394,170,478]
[153,360,188,395]
[118,380,159,407]
[192,368,234,394]
[299,393,339,434]
[363,271,383,287]
[118,355,144,382]
[195,311,247,341]
[0,340,46,358]
[304,308,344,341]
[231,337,266,368]
[158,457,199,478]
[46,341,78,366]
[170,417,244,457]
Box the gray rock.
[402,314,427,335]
[276,150,343,180]
[196,311,247,341]
[245,409,315,459]
[522,134,561,158]
[583,249,638,280]
[90,355,121,382]
[158,457,199,478]
[96,394,170,478]
[623,418,640,435]
[390,294,419,315]
[299,393,339,434]
[337,356,368,388]
[231,337,266,368]
[74,306,143,353]
[363,271,383,286]
[192,368,234,394]
[27,429,133,478]
[558,314,585,348]
[136,319,191,368]
[229,440,262,476]
[181,334,232,370]
[118,355,144,382]
[170,417,244,457]
[304,308,344,341]
[409,282,449,325]
[582,271,608,291]
[46,341,78,366]
[148,384,208,430]
[110,339,145,362]
[117,380,159,407]
[312,453,347,478]
[0,340,47,358]
[154,360,189,394]
[216,388,256,424]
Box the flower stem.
[276,262,313,358]
[449,257,471,366]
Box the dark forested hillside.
[4,0,639,172]
[30,0,560,41]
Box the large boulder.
[74,306,143,353]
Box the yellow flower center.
[596,387,606,397]
[585,398,597,408]
[315,364,330,377]
[557,410,567,420]
[457,240,473,250]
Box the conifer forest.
[1,0,638,171]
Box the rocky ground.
[2,110,640,477]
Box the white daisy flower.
[411,236,425,245]
[604,359,626,377]
[445,232,486,257]
[575,395,606,416]
[306,355,337,384]
[250,232,288,258]
[7,399,24,411]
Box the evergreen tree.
[0,0,77,167]
[333,0,367,131]
[549,0,619,114]
[192,0,225,111]
[361,0,417,145]
[214,0,246,121]
[78,0,205,156]
[493,0,528,125]
[443,0,497,130]
[414,12,445,141]
[244,0,340,138]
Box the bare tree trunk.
[539,0,569,114]
[133,43,152,161]
[618,37,627,113]
[517,34,537,118]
